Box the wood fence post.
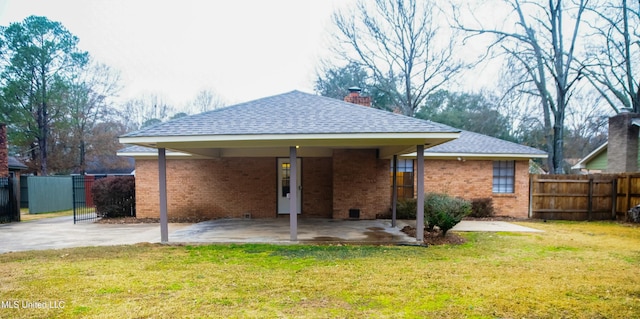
[626,174,631,216]
[612,178,617,220]
[529,174,534,219]
[588,178,593,221]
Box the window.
[493,160,515,193]
[281,162,290,197]
[390,159,414,199]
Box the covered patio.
[118,91,460,243]
[169,218,417,244]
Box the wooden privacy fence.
[530,173,640,221]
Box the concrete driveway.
[0,217,543,253]
[0,216,190,254]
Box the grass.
[0,221,639,318]
[19,208,73,222]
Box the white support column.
[391,155,398,228]
[416,145,424,243]
[158,148,169,243]
[289,146,298,241]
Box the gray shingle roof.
[8,156,27,170]
[425,130,547,156]
[122,90,458,137]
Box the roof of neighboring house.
[122,90,457,138]
[8,156,27,170]
[117,145,193,157]
[402,130,547,159]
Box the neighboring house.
[117,90,547,240]
[572,111,640,174]
[571,142,609,173]
[8,156,28,177]
[75,155,135,176]
[399,131,547,218]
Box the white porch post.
[158,148,169,243]
[289,146,298,241]
[416,145,424,242]
[391,155,398,227]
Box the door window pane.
[281,162,290,197]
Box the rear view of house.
[119,90,547,241]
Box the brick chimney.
[607,109,640,173]
[343,87,371,107]
[0,123,8,177]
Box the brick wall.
[0,124,8,178]
[135,158,276,219]
[134,154,530,220]
[302,157,333,217]
[422,159,530,218]
[607,112,640,172]
[332,149,390,219]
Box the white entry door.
[277,158,302,214]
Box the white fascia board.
[400,152,548,159]
[119,132,459,145]
[116,150,192,158]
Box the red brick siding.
[135,158,276,219]
[422,159,530,218]
[302,157,333,217]
[332,149,390,219]
[0,124,8,178]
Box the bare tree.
[332,0,466,116]
[582,0,639,113]
[456,0,589,173]
[120,93,174,131]
[188,89,226,114]
[564,90,610,160]
[67,61,121,173]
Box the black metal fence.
[0,177,19,223]
[72,175,136,224]
[72,175,99,224]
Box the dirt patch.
[400,226,466,245]
[95,217,209,224]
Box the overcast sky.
[0,0,354,109]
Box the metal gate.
[72,175,98,224]
[0,177,19,223]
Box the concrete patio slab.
[0,216,190,254]
[170,218,416,244]
[453,220,544,232]
[0,217,543,254]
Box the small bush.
[91,176,135,218]
[396,198,417,219]
[424,193,471,236]
[470,198,494,218]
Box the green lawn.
[0,221,639,318]
[19,208,73,222]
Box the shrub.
[470,198,495,218]
[91,176,135,218]
[424,193,471,236]
[396,198,417,219]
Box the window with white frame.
[493,160,515,193]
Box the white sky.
[0,0,354,109]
